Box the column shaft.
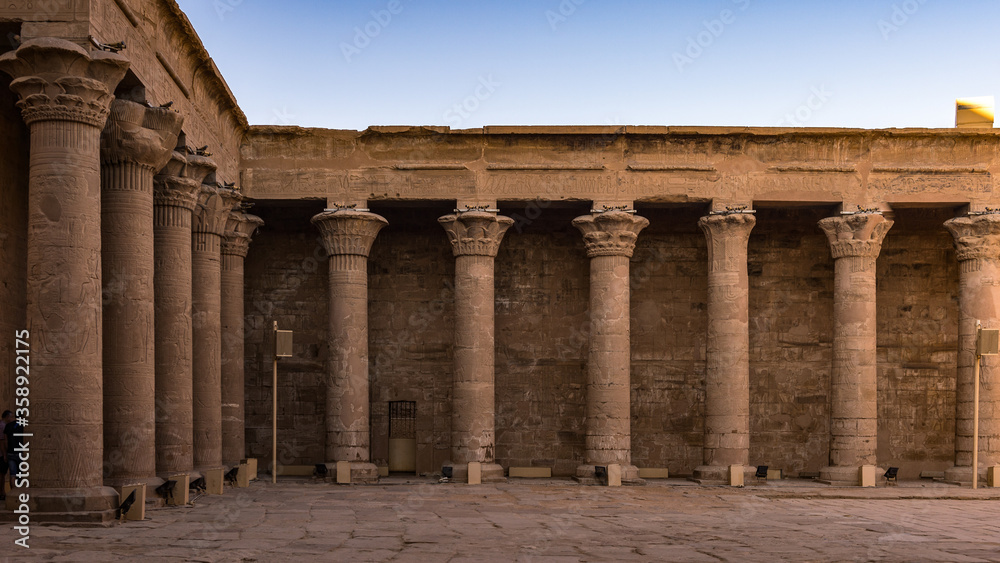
[101,99,183,487]
[313,209,387,483]
[453,254,498,464]
[101,161,157,484]
[696,213,754,480]
[585,254,632,465]
[221,253,247,464]
[192,230,223,469]
[154,199,195,473]
[818,213,891,483]
[572,210,648,484]
[944,215,1000,482]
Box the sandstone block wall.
[875,208,958,478]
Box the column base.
[3,486,119,526]
[817,465,884,486]
[442,463,505,483]
[943,465,988,486]
[574,464,644,486]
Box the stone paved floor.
[2,478,999,562]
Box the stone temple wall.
[239,201,961,478]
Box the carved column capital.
[698,213,756,271]
[0,37,128,127]
[572,210,649,258]
[438,211,514,257]
[818,214,893,259]
[154,151,210,211]
[944,215,1000,262]
[222,211,264,257]
[312,210,388,257]
[193,185,237,236]
[101,99,184,170]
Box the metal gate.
[388,401,416,473]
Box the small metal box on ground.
[860,465,877,487]
[204,467,225,495]
[988,466,1000,487]
[119,483,145,522]
[729,464,744,487]
[337,461,351,484]
[468,462,482,485]
[607,464,622,487]
[236,462,251,488]
[167,474,190,506]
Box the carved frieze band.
[438,211,514,257]
[818,214,893,260]
[572,210,649,258]
[312,210,388,258]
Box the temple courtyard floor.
[2,477,1000,562]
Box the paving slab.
[1,478,999,561]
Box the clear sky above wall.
[176,0,1000,130]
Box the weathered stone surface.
[694,212,755,481]
[192,183,240,470]
[0,36,126,519]
[819,213,893,483]
[100,99,183,489]
[221,210,263,465]
[573,210,648,482]
[153,149,214,476]
[944,214,1000,483]
[312,209,387,475]
[438,211,513,482]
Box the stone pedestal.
[944,215,1000,484]
[312,209,388,483]
[100,99,183,491]
[0,37,128,522]
[438,211,514,483]
[693,213,755,482]
[572,210,648,485]
[818,213,892,484]
[153,150,215,476]
[192,184,240,472]
[221,210,263,466]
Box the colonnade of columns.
[0,37,263,519]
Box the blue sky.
[175,0,1000,130]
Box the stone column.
[944,215,1000,483]
[100,99,183,490]
[0,37,127,521]
[694,212,756,481]
[221,210,264,466]
[438,211,514,482]
[192,184,240,471]
[153,150,215,475]
[312,209,388,483]
[818,213,892,484]
[572,210,648,484]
